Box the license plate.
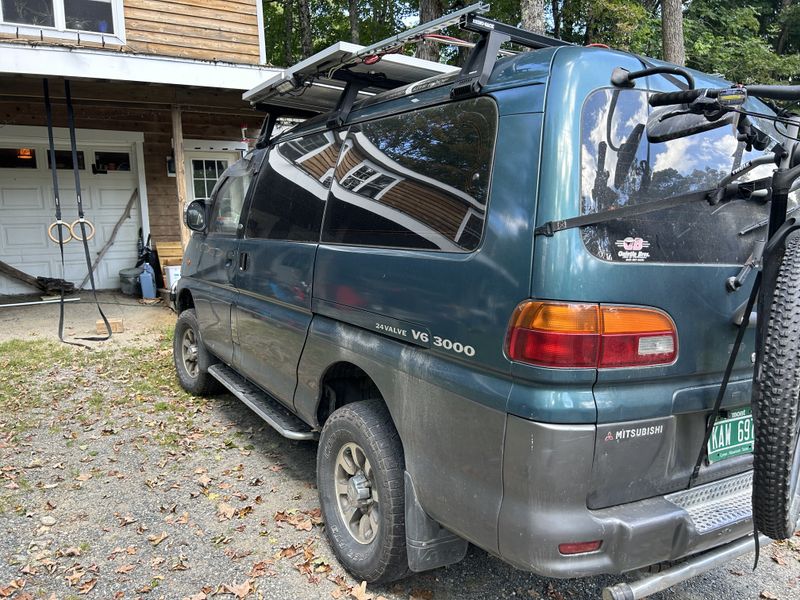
[707,408,754,463]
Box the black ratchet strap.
[43,80,69,344]
[64,80,112,342]
[534,189,711,237]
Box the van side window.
[208,175,250,235]
[321,97,498,252]
[245,132,341,241]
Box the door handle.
[239,251,249,272]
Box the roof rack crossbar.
[460,14,573,51]
[353,2,491,60]
[451,14,572,99]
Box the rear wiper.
[740,203,800,236]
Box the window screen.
[245,132,340,241]
[321,97,498,252]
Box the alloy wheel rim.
[334,442,379,544]
[181,327,199,378]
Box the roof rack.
[244,2,572,142]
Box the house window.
[192,159,228,201]
[0,0,122,38]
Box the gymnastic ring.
[47,221,73,244]
[69,218,96,242]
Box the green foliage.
[261,0,799,84]
[684,0,800,84]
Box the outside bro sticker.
[615,237,651,262]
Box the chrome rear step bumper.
[602,534,770,600]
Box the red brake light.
[506,301,677,369]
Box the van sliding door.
[233,132,341,407]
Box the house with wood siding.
[0,0,277,294]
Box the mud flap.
[404,472,468,572]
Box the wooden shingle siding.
[381,181,465,239]
[298,144,340,179]
[124,0,261,65]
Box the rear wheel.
[753,235,800,539]
[173,309,221,396]
[317,400,409,583]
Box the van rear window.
[580,89,797,264]
[321,97,498,252]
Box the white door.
[0,134,141,295]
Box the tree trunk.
[521,0,546,34]
[661,0,685,66]
[415,0,442,62]
[349,0,360,44]
[297,0,313,59]
[283,0,293,66]
[551,0,560,39]
[776,0,793,55]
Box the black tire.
[317,399,409,584]
[753,235,800,539]
[173,309,222,396]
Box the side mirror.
[184,200,207,232]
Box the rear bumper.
[497,416,754,577]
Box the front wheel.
[317,400,409,584]
[753,234,800,539]
[173,309,221,396]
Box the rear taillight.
[506,301,677,369]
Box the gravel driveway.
[0,311,798,600]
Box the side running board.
[208,364,318,441]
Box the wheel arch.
[316,360,387,427]
[176,288,195,313]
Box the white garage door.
[0,128,143,295]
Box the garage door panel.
[1,186,45,210]
[3,224,49,250]
[96,187,136,208]
[100,257,137,286]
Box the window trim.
[0,0,126,45]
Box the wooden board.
[156,241,184,285]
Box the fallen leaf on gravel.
[248,560,273,578]
[197,474,212,487]
[0,579,25,597]
[772,552,787,566]
[183,594,206,600]
[350,581,372,600]
[275,545,300,560]
[410,589,434,600]
[75,473,92,482]
[20,564,37,576]
[147,531,169,546]
[169,556,189,571]
[60,547,82,557]
[77,578,97,594]
[115,564,135,574]
[222,580,252,599]
[116,514,137,527]
[760,592,779,600]
[218,503,236,521]
[176,511,189,525]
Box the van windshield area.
[580,88,799,264]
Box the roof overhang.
[0,43,280,91]
[243,41,458,113]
